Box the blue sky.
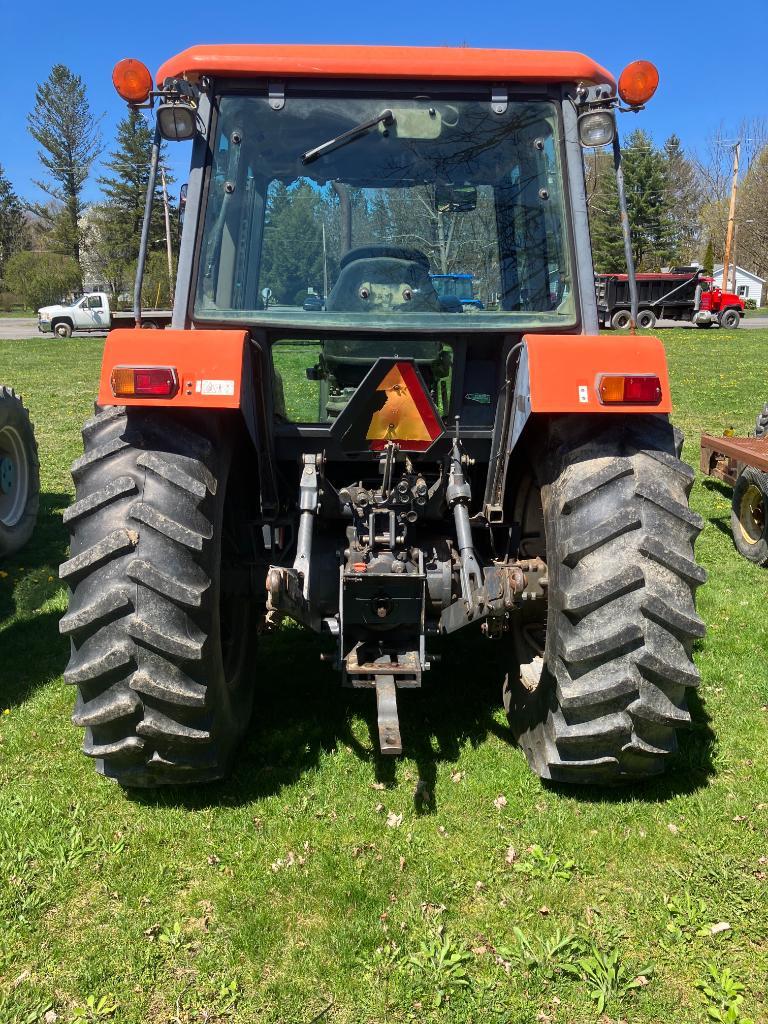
[2,0,765,207]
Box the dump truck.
[38,292,172,338]
[0,388,39,558]
[597,268,744,330]
[59,46,706,788]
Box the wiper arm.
[301,109,394,165]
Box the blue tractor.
[429,273,484,311]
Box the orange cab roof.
[156,44,615,89]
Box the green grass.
[743,307,767,319]
[2,330,768,1024]
[0,309,35,317]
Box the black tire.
[719,309,740,329]
[754,403,768,438]
[0,387,40,558]
[504,415,706,783]
[54,320,73,338]
[731,467,768,566]
[636,310,657,329]
[60,406,261,786]
[611,309,632,330]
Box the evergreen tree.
[260,180,323,302]
[586,132,676,272]
[622,130,674,270]
[90,110,174,297]
[585,149,625,272]
[0,165,25,278]
[27,64,102,267]
[662,135,701,264]
[96,109,169,268]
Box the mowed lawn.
[1,329,767,1024]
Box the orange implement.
[97,328,248,409]
[157,44,614,89]
[524,334,671,414]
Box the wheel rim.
[0,424,30,528]
[738,483,765,544]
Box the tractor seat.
[326,246,441,313]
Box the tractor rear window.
[194,90,575,330]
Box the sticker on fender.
[196,379,235,396]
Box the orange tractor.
[60,46,705,787]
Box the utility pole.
[721,142,741,292]
[160,165,174,304]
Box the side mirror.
[435,184,477,214]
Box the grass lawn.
[1,329,768,1024]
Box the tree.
[0,165,25,279]
[702,237,715,276]
[27,64,102,266]
[4,250,81,310]
[94,110,171,283]
[260,180,323,302]
[586,132,676,272]
[662,135,702,264]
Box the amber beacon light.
[112,58,153,104]
[618,60,659,107]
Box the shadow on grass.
[0,492,71,705]
[128,628,716,813]
[702,478,733,501]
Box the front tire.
[54,321,73,338]
[0,387,40,558]
[719,309,740,329]
[505,416,706,783]
[60,406,261,786]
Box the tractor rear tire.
[60,406,260,787]
[731,467,768,566]
[0,387,40,558]
[505,415,706,783]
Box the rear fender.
[97,327,276,512]
[97,327,249,410]
[507,332,671,450]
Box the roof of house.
[713,264,766,283]
[156,45,615,90]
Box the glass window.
[272,337,453,424]
[195,91,574,330]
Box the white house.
[712,264,765,305]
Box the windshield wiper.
[301,109,394,165]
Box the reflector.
[330,358,444,454]
[618,60,659,107]
[598,374,662,405]
[112,58,153,104]
[111,366,178,398]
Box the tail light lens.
[111,366,178,398]
[598,374,662,405]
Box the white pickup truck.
[38,292,171,337]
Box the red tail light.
[598,374,662,405]
[111,366,178,398]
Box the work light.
[578,109,615,148]
[157,102,197,141]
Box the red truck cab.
[697,277,745,328]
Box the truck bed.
[700,432,768,486]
